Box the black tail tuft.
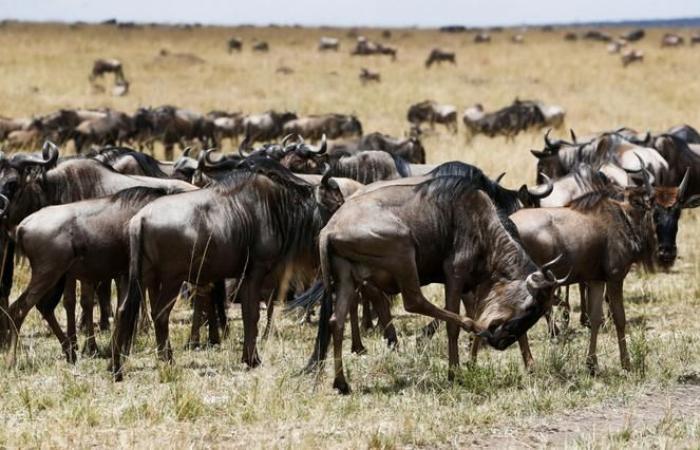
[285,280,324,313]
[303,288,333,373]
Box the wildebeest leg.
[585,282,605,374]
[164,143,174,162]
[363,286,397,348]
[240,269,265,368]
[80,282,98,356]
[151,281,181,362]
[7,274,68,366]
[261,293,274,341]
[206,286,221,346]
[421,319,441,339]
[470,335,481,365]
[0,239,15,348]
[444,273,468,381]
[579,283,590,328]
[606,280,631,371]
[518,334,534,370]
[188,285,205,349]
[331,257,355,394]
[97,280,112,331]
[63,278,78,356]
[361,296,374,331]
[349,298,366,355]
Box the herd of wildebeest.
[0,106,698,393]
[1,22,700,393]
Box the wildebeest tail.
[114,217,145,356]
[304,233,333,372]
[285,280,323,312]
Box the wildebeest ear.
[682,194,700,209]
[517,184,530,203]
[530,150,547,159]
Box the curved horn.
[281,133,300,148]
[238,134,252,158]
[678,168,690,200]
[182,147,192,158]
[320,163,332,186]
[548,267,573,286]
[544,129,553,148]
[0,194,8,217]
[495,172,506,184]
[633,152,653,192]
[541,253,564,272]
[313,134,327,154]
[196,149,207,169]
[528,173,553,199]
[203,148,223,166]
[12,141,59,169]
[569,129,577,143]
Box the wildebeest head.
[0,141,60,227]
[478,255,570,350]
[653,170,700,269]
[278,135,328,173]
[530,129,577,181]
[314,165,344,222]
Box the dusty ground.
[0,22,700,449]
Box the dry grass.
[1,22,700,448]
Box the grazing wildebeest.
[661,33,684,47]
[252,41,269,52]
[692,33,700,45]
[307,174,564,393]
[474,32,491,43]
[651,134,700,198]
[227,37,242,53]
[6,186,189,365]
[463,100,565,139]
[621,49,643,66]
[621,29,645,42]
[318,37,340,51]
[510,178,657,373]
[359,68,380,84]
[208,111,244,146]
[111,159,346,379]
[564,32,578,41]
[425,48,456,67]
[407,100,457,133]
[282,114,363,141]
[89,58,125,83]
[132,105,214,159]
[0,143,195,354]
[242,111,298,143]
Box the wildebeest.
[88,147,173,178]
[666,124,700,144]
[351,37,397,61]
[621,49,643,66]
[692,33,700,45]
[318,37,340,51]
[252,41,270,52]
[359,68,380,84]
[474,32,491,43]
[89,58,125,83]
[407,100,457,133]
[510,178,657,373]
[307,173,564,393]
[607,39,627,54]
[282,114,363,141]
[621,29,645,42]
[425,48,456,68]
[0,144,195,355]
[227,37,242,52]
[6,186,188,364]
[241,111,298,143]
[582,30,612,42]
[463,100,565,139]
[661,33,684,47]
[564,32,578,41]
[111,159,346,379]
[133,105,215,159]
[73,109,134,153]
[351,131,426,164]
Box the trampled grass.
[0,21,700,448]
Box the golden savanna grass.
[1,22,700,448]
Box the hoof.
[351,345,367,355]
[82,340,99,357]
[113,371,124,382]
[333,378,351,395]
[243,353,262,368]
